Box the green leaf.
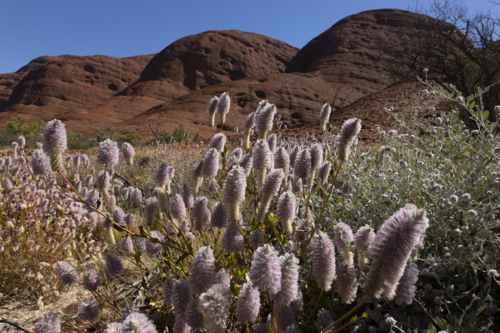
[466,94,474,103]
[362,312,368,318]
[455,125,461,135]
[482,110,489,121]
[469,101,475,110]
[139,226,149,238]
[350,315,357,323]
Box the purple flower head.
[248,229,266,249]
[274,147,290,176]
[354,225,375,251]
[262,168,285,197]
[319,103,332,131]
[214,269,231,289]
[105,322,123,333]
[83,269,101,291]
[163,278,173,305]
[97,139,119,166]
[186,299,205,330]
[34,312,61,333]
[255,102,276,138]
[252,139,273,171]
[294,148,312,182]
[230,148,243,163]
[192,196,210,231]
[250,244,282,295]
[3,178,13,190]
[216,92,231,115]
[276,253,299,306]
[180,183,194,209]
[336,260,358,304]
[336,118,362,161]
[155,163,173,187]
[144,196,159,226]
[288,146,299,168]
[97,170,111,191]
[31,149,53,177]
[172,279,193,316]
[363,204,429,299]
[129,188,142,204]
[42,119,67,156]
[121,142,136,166]
[317,309,334,332]
[210,133,227,152]
[105,253,123,277]
[113,207,125,225]
[243,112,256,131]
[223,165,247,206]
[311,231,336,291]
[78,301,99,322]
[199,283,231,333]
[222,219,244,252]
[276,191,296,233]
[211,202,228,228]
[190,246,215,295]
[334,222,354,263]
[236,282,260,324]
[145,231,164,256]
[170,194,187,221]
[317,161,331,185]
[309,144,324,170]
[17,135,26,148]
[267,134,277,154]
[275,304,296,333]
[121,235,134,252]
[238,153,253,176]
[122,312,157,333]
[56,261,79,286]
[202,148,220,178]
[207,96,219,114]
[394,262,418,305]
[124,213,135,226]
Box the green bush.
[67,131,94,150]
[0,115,45,147]
[118,131,142,145]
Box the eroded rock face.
[3,54,154,120]
[285,9,440,102]
[117,30,298,101]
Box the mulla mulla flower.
[394,262,419,305]
[276,191,296,234]
[83,269,101,291]
[311,231,336,291]
[336,118,362,161]
[235,282,260,324]
[122,312,157,333]
[34,312,61,333]
[78,300,99,322]
[242,111,256,150]
[354,225,375,271]
[308,143,324,189]
[316,309,334,332]
[105,253,123,277]
[187,299,205,330]
[334,222,354,263]
[250,244,282,295]
[319,103,332,132]
[257,168,285,222]
[155,163,174,193]
[191,161,204,195]
[211,202,228,228]
[202,148,220,179]
[180,183,194,209]
[217,91,231,127]
[336,260,358,304]
[97,139,119,166]
[121,142,135,166]
[145,230,164,256]
[317,161,331,185]
[223,165,247,221]
[274,147,290,185]
[363,204,429,300]
[207,96,219,129]
[199,283,231,333]
[252,139,273,191]
[190,246,215,295]
[276,253,300,306]
[170,193,187,221]
[255,101,276,139]
[294,148,311,186]
[267,133,277,153]
[121,235,134,252]
[237,153,253,176]
[221,218,244,253]
[42,119,67,172]
[210,133,227,152]
[31,149,53,177]
[192,196,210,231]
[56,261,79,286]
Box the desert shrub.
[67,131,94,150]
[3,83,499,332]
[118,131,142,146]
[0,115,45,147]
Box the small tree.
[5,115,45,142]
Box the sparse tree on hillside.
[381,0,500,128]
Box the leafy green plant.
[118,131,142,145]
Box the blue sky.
[0,0,497,74]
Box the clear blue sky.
[0,0,497,74]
